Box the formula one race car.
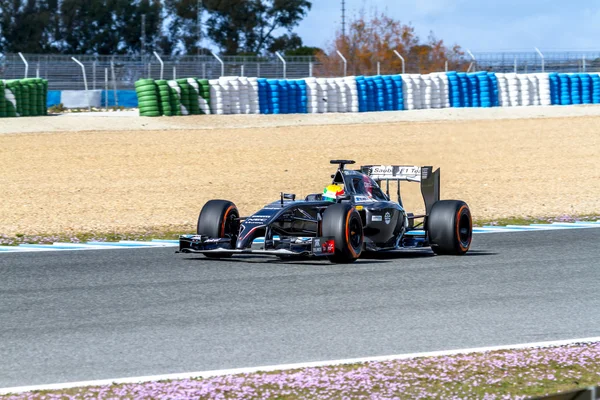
[179,160,472,263]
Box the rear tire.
[197,200,239,258]
[322,204,363,263]
[427,200,472,255]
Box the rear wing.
[361,165,440,214]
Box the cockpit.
[333,170,388,201]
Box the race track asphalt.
[1,229,599,388]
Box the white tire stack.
[209,79,223,115]
[505,73,520,106]
[401,75,415,110]
[430,74,442,109]
[226,78,241,114]
[326,79,339,113]
[529,74,541,106]
[495,73,510,107]
[345,76,360,113]
[432,73,448,108]
[316,78,328,113]
[336,78,348,113]
[412,75,423,110]
[518,74,532,106]
[305,77,319,113]
[537,73,552,106]
[421,74,432,109]
[238,77,249,114]
[247,77,260,114]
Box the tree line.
[0,0,313,55]
[0,1,465,73]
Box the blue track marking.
[0,222,599,253]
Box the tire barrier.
[134,72,600,116]
[447,72,500,108]
[1,78,48,118]
[135,79,161,117]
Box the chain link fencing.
[1,52,600,91]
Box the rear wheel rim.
[348,216,362,251]
[458,212,471,248]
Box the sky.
[294,0,600,52]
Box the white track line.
[2,336,600,395]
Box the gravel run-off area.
[1,105,599,236]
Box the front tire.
[321,204,364,263]
[427,200,472,255]
[197,200,239,258]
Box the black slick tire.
[197,200,239,258]
[321,203,363,263]
[427,200,472,255]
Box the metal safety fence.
[1,51,600,91]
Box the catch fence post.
[393,50,405,74]
[71,57,91,112]
[153,51,164,80]
[275,52,287,79]
[18,52,29,78]
[210,51,224,77]
[534,47,545,72]
[110,60,119,107]
[336,50,347,76]
[105,68,109,111]
[466,49,476,72]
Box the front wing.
[178,235,336,257]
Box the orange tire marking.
[221,205,236,237]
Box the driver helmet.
[323,184,344,202]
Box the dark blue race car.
[179,160,472,263]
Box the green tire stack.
[168,80,183,116]
[176,79,192,115]
[34,78,45,116]
[197,79,211,115]
[5,81,21,117]
[20,83,31,117]
[0,81,6,118]
[186,78,201,115]
[23,78,40,116]
[155,80,173,117]
[42,79,48,115]
[135,79,161,117]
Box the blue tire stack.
[446,72,461,107]
[382,76,394,111]
[279,80,289,114]
[488,73,500,107]
[366,77,376,112]
[267,79,280,114]
[580,74,592,104]
[457,73,470,107]
[549,73,560,105]
[592,74,600,104]
[569,74,582,105]
[468,73,480,107]
[297,80,308,113]
[558,74,571,105]
[373,76,385,111]
[287,80,297,114]
[477,72,492,108]
[258,79,269,114]
[356,76,368,112]
[391,75,404,110]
